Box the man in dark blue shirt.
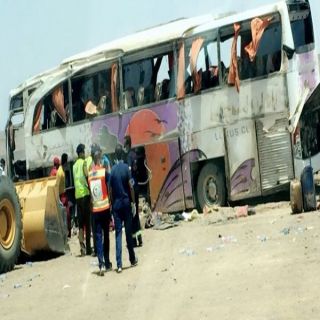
[109,144,138,273]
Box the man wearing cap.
[73,144,92,256]
[87,144,112,276]
[109,144,138,273]
[50,157,60,176]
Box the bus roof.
[184,1,287,37]
[9,15,213,99]
[9,65,67,99]
[62,15,213,64]
[9,0,291,99]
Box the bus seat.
[123,89,135,108]
[50,109,57,128]
[255,55,265,77]
[161,79,170,99]
[185,75,192,94]
[154,83,162,101]
[137,86,145,106]
[144,84,154,104]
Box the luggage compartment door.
[256,116,294,194]
[225,119,261,201]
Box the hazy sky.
[0,0,319,130]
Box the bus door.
[144,139,184,213]
[225,119,261,201]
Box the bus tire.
[196,162,226,210]
[0,176,22,274]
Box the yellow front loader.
[0,176,68,273]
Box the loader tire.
[0,176,22,273]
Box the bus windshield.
[289,2,314,51]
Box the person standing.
[87,144,112,276]
[50,157,60,176]
[124,135,143,247]
[102,153,114,231]
[56,153,71,238]
[109,144,138,273]
[84,153,97,257]
[73,144,92,256]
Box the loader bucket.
[15,177,68,256]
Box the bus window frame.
[32,79,70,135]
[121,42,177,110]
[289,6,315,54]
[217,12,282,86]
[69,60,120,124]
[182,29,220,97]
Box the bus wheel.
[0,176,22,274]
[196,162,226,210]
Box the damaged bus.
[6,0,319,216]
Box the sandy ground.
[1,202,320,320]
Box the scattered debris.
[235,205,249,218]
[13,283,22,289]
[306,226,314,231]
[182,210,199,222]
[25,261,33,267]
[143,203,154,228]
[235,206,256,218]
[174,214,184,222]
[179,248,196,256]
[63,284,71,290]
[257,235,268,242]
[0,274,7,282]
[26,274,40,282]
[153,222,178,230]
[219,235,238,244]
[203,205,219,215]
[90,260,99,267]
[279,225,314,236]
[281,227,290,235]
[0,293,9,299]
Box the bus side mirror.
[283,44,295,60]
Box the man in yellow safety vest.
[73,144,92,256]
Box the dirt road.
[1,203,320,320]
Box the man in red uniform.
[87,144,112,276]
[50,157,60,176]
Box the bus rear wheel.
[0,176,22,274]
[196,162,226,210]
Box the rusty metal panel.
[256,116,294,192]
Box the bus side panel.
[26,122,93,172]
[225,119,261,201]
[120,102,182,212]
[145,140,184,213]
